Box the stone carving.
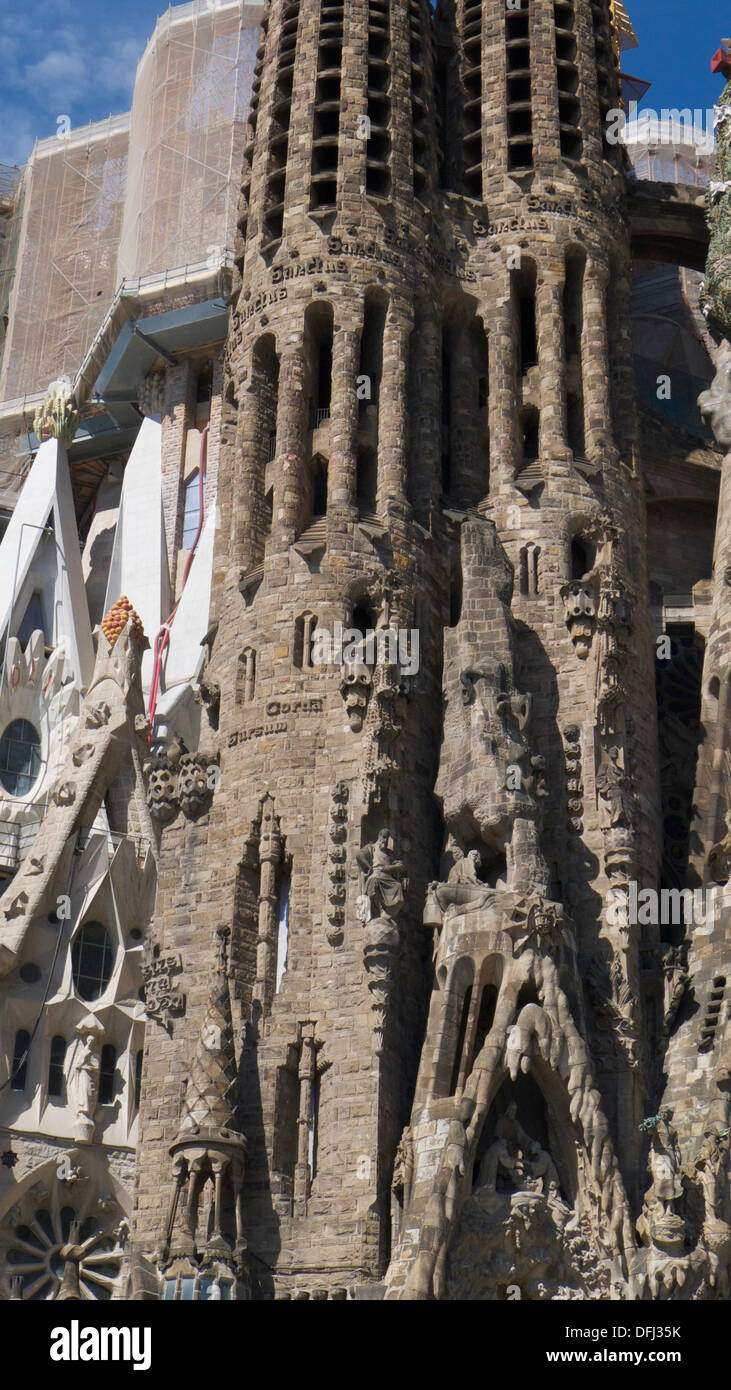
[357,831,408,1054]
[596,746,635,829]
[326,782,349,945]
[437,519,549,898]
[561,580,596,657]
[85,701,111,729]
[425,849,495,926]
[53,781,76,807]
[661,945,689,1037]
[362,659,407,808]
[564,725,584,833]
[340,661,372,731]
[637,1110,685,1252]
[356,830,408,923]
[144,750,180,826]
[161,927,249,1290]
[177,752,218,820]
[33,380,79,447]
[475,1102,561,1197]
[69,1016,105,1144]
[142,950,185,1033]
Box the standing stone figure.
[69,1016,104,1144]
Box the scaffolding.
[117,0,261,281]
[623,117,714,189]
[0,1,262,410]
[0,116,130,404]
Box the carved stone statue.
[356,829,408,923]
[687,1127,730,1226]
[428,848,495,919]
[525,1141,561,1201]
[637,1109,686,1253]
[596,746,634,829]
[661,946,689,1036]
[476,1102,534,1193]
[69,1016,105,1144]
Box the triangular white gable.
[103,417,171,694]
[0,437,93,690]
[153,506,216,749]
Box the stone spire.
[161,928,249,1289]
[176,926,242,1142]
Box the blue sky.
[0,0,165,166]
[1,0,729,168]
[627,0,728,115]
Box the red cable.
[147,423,209,738]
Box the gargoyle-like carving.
[340,661,372,732]
[561,580,596,658]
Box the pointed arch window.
[48,1036,67,1098]
[182,470,206,549]
[11,1029,30,1090]
[99,1044,117,1106]
[71,923,114,1002]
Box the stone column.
[583,259,612,464]
[254,797,282,1013]
[328,323,361,519]
[232,364,264,570]
[409,304,442,526]
[272,338,309,538]
[607,258,638,467]
[377,312,412,516]
[294,1025,316,1209]
[490,277,520,492]
[537,271,567,458]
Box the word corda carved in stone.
[356,830,408,1054]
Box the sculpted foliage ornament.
[32,380,79,447]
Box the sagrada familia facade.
[0,0,729,1301]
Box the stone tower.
[127,0,731,1301]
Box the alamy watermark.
[607,101,729,149]
[607,882,719,930]
[312,623,420,676]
